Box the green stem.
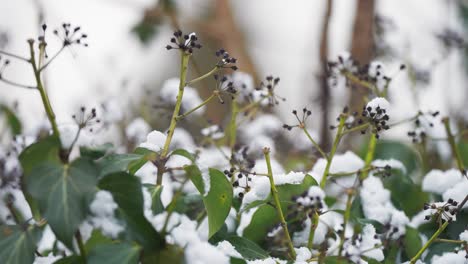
[342,71,380,96]
[176,93,216,121]
[320,116,346,188]
[410,221,449,263]
[28,40,61,143]
[434,238,466,244]
[338,190,354,256]
[75,231,87,260]
[307,211,320,249]
[442,118,465,174]
[342,123,370,135]
[229,100,239,149]
[186,67,218,85]
[263,148,296,260]
[0,50,30,62]
[360,134,377,180]
[302,128,328,160]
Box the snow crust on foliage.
[197,147,231,196]
[460,230,468,242]
[342,224,384,263]
[160,78,204,115]
[311,151,364,197]
[431,250,467,264]
[216,240,242,258]
[0,187,32,224]
[247,258,287,264]
[201,125,224,140]
[422,169,463,194]
[252,157,285,175]
[125,117,151,143]
[88,190,123,238]
[58,123,79,149]
[241,172,306,209]
[293,211,345,246]
[442,180,468,209]
[139,130,167,152]
[360,175,409,238]
[145,211,231,264]
[366,97,390,112]
[294,247,312,263]
[237,207,259,236]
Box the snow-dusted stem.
[28,40,61,144]
[307,211,320,249]
[442,118,465,175]
[263,148,296,260]
[320,116,346,188]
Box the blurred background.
[0,0,467,155]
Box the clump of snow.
[342,224,384,263]
[88,190,124,238]
[160,78,204,115]
[125,117,151,144]
[216,241,242,258]
[274,171,306,185]
[442,180,468,209]
[294,247,312,263]
[237,207,259,236]
[139,130,167,152]
[459,230,468,243]
[201,125,224,140]
[431,250,466,264]
[366,97,390,112]
[422,169,463,194]
[171,128,197,151]
[231,71,255,103]
[293,211,346,246]
[247,258,287,264]
[58,123,79,149]
[388,210,409,239]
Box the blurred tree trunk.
[318,0,333,150]
[349,0,375,107]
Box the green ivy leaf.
[404,226,422,259]
[372,140,420,174]
[19,135,61,175]
[143,184,165,215]
[0,104,22,135]
[382,171,428,217]
[170,149,196,162]
[53,256,84,264]
[0,225,42,264]
[225,236,269,260]
[87,242,141,264]
[80,143,113,160]
[25,158,98,249]
[185,165,233,238]
[98,172,164,251]
[97,153,145,179]
[84,230,113,252]
[128,147,157,175]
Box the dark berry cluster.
[257,75,285,106]
[407,111,439,143]
[224,146,256,199]
[223,167,252,199]
[52,23,88,47]
[166,30,201,54]
[371,164,393,178]
[282,107,312,131]
[72,106,101,132]
[423,199,459,224]
[436,28,466,50]
[214,74,237,104]
[215,49,238,70]
[361,104,390,138]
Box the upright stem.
[410,221,449,264]
[442,118,465,174]
[338,190,354,256]
[303,128,328,160]
[360,133,377,180]
[307,211,320,249]
[229,100,239,149]
[157,52,190,185]
[263,148,296,260]
[28,40,61,143]
[320,116,346,188]
[75,231,87,260]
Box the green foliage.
[404,226,423,259]
[79,143,113,160]
[98,172,164,251]
[87,242,141,264]
[369,140,420,174]
[185,165,233,238]
[144,184,165,215]
[25,158,98,248]
[0,225,42,264]
[0,104,22,135]
[225,236,269,260]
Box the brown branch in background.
[348,0,375,107]
[193,0,259,82]
[318,0,333,150]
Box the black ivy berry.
[166,30,202,54]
